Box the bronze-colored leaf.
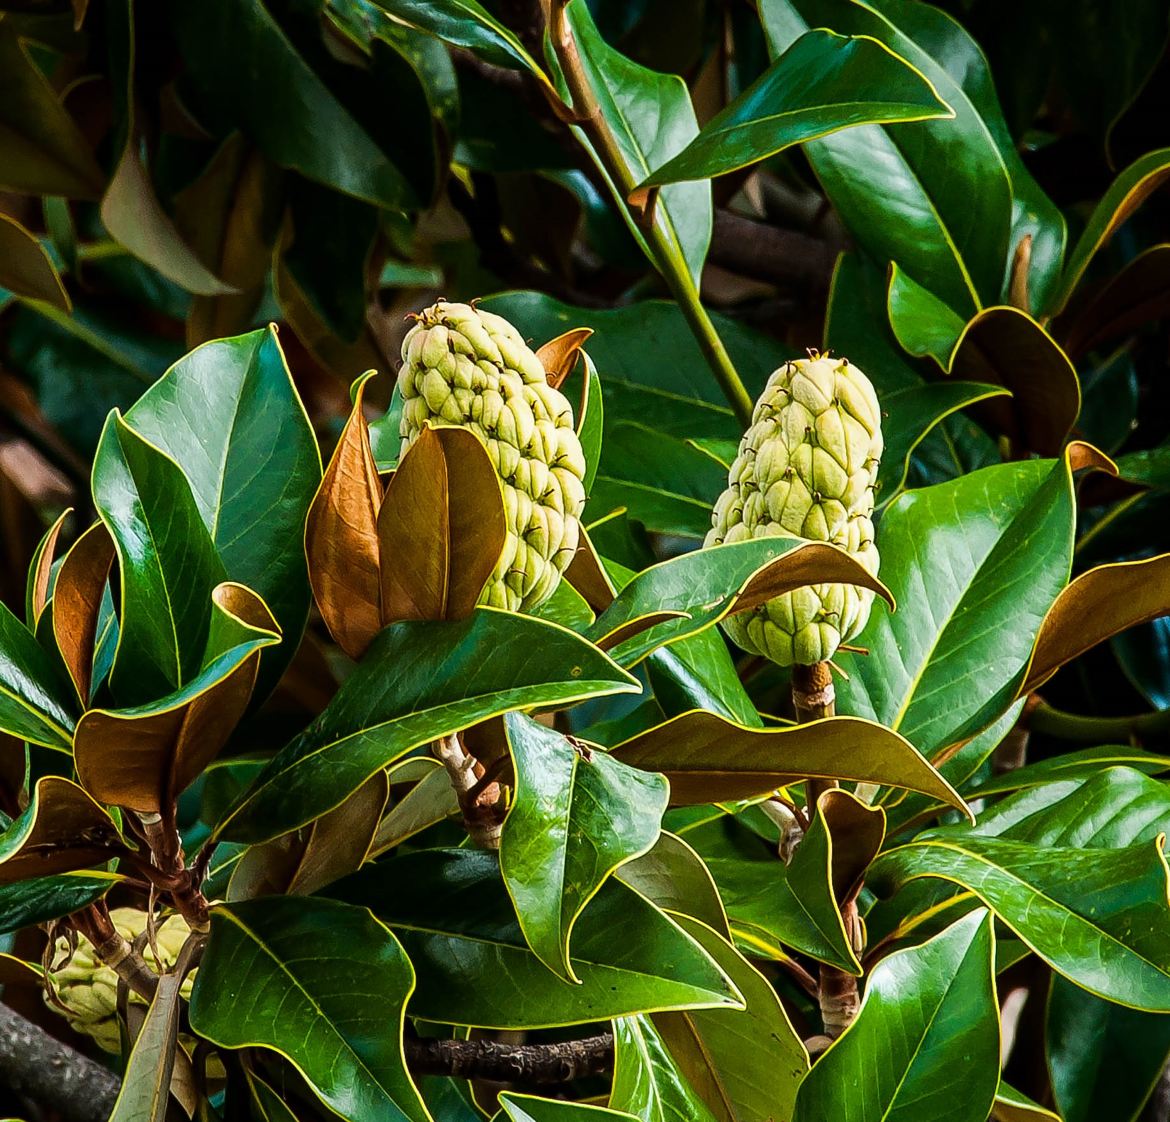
[0,776,128,884]
[564,527,617,612]
[378,425,506,623]
[305,372,383,659]
[1023,553,1170,695]
[612,711,969,816]
[52,521,115,703]
[74,584,279,814]
[27,507,70,628]
[950,307,1080,457]
[536,327,593,390]
[729,542,895,616]
[818,789,885,908]
[228,770,388,900]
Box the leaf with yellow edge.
[1022,553,1170,695]
[306,371,383,659]
[588,538,893,667]
[378,425,506,623]
[108,967,185,1122]
[0,776,128,883]
[536,327,593,390]
[74,583,279,813]
[25,507,70,629]
[52,521,115,704]
[611,710,969,816]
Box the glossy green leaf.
[0,214,70,311]
[330,848,742,1029]
[170,0,417,208]
[1055,147,1170,311]
[501,713,668,981]
[189,896,429,1122]
[765,0,1064,314]
[653,915,807,1122]
[612,710,967,814]
[373,0,545,76]
[966,766,1170,847]
[588,537,891,666]
[616,832,731,939]
[966,746,1170,799]
[0,20,104,198]
[612,1014,718,1122]
[125,327,321,695]
[0,871,119,935]
[835,455,1082,758]
[886,262,967,366]
[498,1094,637,1122]
[646,629,760,727]
[549,0,711,290]
[108,969,184,1122]
[1047,973,1170,1122]
[644,29,950,185]
[218,611,639,843]
[93,411,227,705]
[871,833,1170,1011]
[578,349,604,494]
[793,910,999,1122]
[0,599,77,750]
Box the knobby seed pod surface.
[45,908,193,1052]
[398,301,587,611]
[707,352,883,666]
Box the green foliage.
[1,1,1170,1121]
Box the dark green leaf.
[645,29,950,185]
[0,872,118,935]
[0,599,77,750]
[612,1014,719,1122]
[329,848,742,1029]
[793,910,999,1122]
[189,896,429,1122]
[500,713,668,980]
[125,328,321,696]
[217,611,639,843]
[92,411,226,705]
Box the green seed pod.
[45,908,194,1053]
[398,301,587,611]
[707,353,883,666]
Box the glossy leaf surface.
[501,713,668,980]
[189,896,429,1122]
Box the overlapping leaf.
[500,713,668,980]
[0,599,77,750]
[611,1015,719,1122]
[217,610,639,843]
[330,849,742,1029]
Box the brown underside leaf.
[612,710,968,816]
[0,776,128,883]
[28,507,70,628]
[563,526,617,612]
[818,789,886,907]
[536,327,594,390]
[52,520,115,704]
[378,425,506,623]
[306,371,383,659]
[1023,553,1170,695]
[73,585,278,814]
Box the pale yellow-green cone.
[398,301,587,612]
[707,353,883,666]
[45,908,194,1053]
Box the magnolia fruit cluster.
[398,301,587,611]
[45,908,193,1052]
[707,353,883,665]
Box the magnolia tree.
[1,2,1170,1122]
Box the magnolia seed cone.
[707,353,883,666]
[45,908,194,1053]
[398,301,587,611]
